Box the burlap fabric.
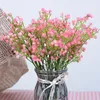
[0,9,28,92]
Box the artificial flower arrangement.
[4,8,98,71]
[1,8,99,100]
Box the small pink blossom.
[51,56,54,60]
[65,14,70,19]
[32,55,41,62]
[93,27,98,32]
[48,29,55,36]
[67,43,71,47]
[32,45,37,53]
[82,47,86,52]
[18,32,23,36]
[86,14,93,18]
[26,26,34,32]
[85,42,88,45]
[94,36,97,39]
[72,20,76,25]
[14,16,23,25]
[31,19,36,24]
[22,44,26,49]
[48,10,52,13]
[2,12,6,16]
[80,55,83,58]
[28,33,33,38]
[42,33,46,38]
[62,32,69,38]
[41,8,47,13]
[64,45,68,50]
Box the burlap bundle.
[0,9,28,92]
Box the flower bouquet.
[2,8,99,100]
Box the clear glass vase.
[34,69,68,100]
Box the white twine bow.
[38,72,68,100]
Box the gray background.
[0,0,100,91]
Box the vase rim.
[35,68,68,74]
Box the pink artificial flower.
[14,16,23,25]
[51,56,54,60]
[71,51,74,54]
[17,16,23,22]
[41,49,46,54]
[82,24,86,29]
[64,45,68,50]
[85,42,88,45]
[31,19,36,24]
[48,10,52,13]
[42,33,46,38]
[94,36,97,39]
[62,32,68,38]
[48,29,55,36]
[71,41,75,45]
[82,47,86,52]
[32,55,41,62]
[59,43,64,48]
[93,27,98,32]
[22,44,26,49]
[38,19,44,24]
[2,12,6,16]
[18,32,23,36]
[77,17,83,21]
[13,51,18,55]
[21,49,26,53]
[77,41,81,44]
[51,40,63,47]
[9,38,13,42]
[28,33,33,38]
[68,56,72,60]
[72,20,76,25]
[41,8,47,13]
[31,38,35,42]
[88,23,92,27]
[37,26,42,31]
[8,32,13,36]
[88,32,92,38]
[86,14,93,18]
[76,53,79,56]
[62,50,67,55]
[51,40,58,46]
[80,55,83,58]
[73,39,77,44]
[32,45,37,53]
[26,26,34,32]
[25,41,29,45]
[0,35,7,41]
[67,43,71,47]
[65,14,70,19]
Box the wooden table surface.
[0,90,100,100]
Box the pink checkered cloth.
[0,90,100,100]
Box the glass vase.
[34,69,68,100]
